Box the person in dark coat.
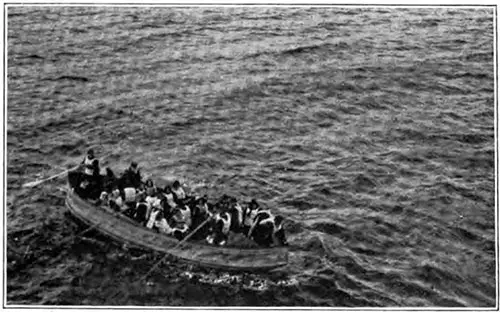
[120,161,142,189]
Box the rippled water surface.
[6,6,496,307]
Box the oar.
[22,152,114,188]
[22,165,81,188]
[109,216,213,302]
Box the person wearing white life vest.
[247,209,272,238]
[155,217,174,235]
[206,212,232,246]
[247,210,288,247]
[145,195,162,222]
[163,186,177,209]
[171,180,186,204]
[171,223,190,240]
[79,149,100,198]
[108,188,124,212]
[121,186,136,203]
[98,191,108,206]
[144,179,159,197]
[172,205,192,229]
[81,149,100,178]
[146,207,161,229]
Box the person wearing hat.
[120,161,142,189]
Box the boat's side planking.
[65,190,288,271]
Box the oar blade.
[22,180,43,188]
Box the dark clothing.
[120,167,142,189]
[69,170,101,200]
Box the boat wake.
[178,270,299,291]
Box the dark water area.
[6,6,496,307]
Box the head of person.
[249,199,259,210]
[87,149,95,160]
[164,185,172,194]
[130,161,138,172]
[145,178,154,188]
[105,167,114,177]
[172,180,181,190]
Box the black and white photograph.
[4,2,497,308]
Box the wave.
[52,75,89,82]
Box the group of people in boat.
[68,149,289,248]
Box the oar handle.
[22,151,115,188]
[22,165,80,188]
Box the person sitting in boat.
[98,191,109,206]
[144,178,160,197]
[145,203,188,239]
[171,180,186,204]
[146,205,163,229]
[145,192,163,222]
[178,195,213,240]
[158,186,176,222]
[171,223,189,240]
[247,210,288,247]
[133,191,151,225]
[242,198,263,231]
[121,186,139,218]
[163,186,177,209]
[102,167,118,193]
[108,188,124,212]
[172,205,192,229]
[120,161,142,189]
[206,211,232,246]
[155,215,175,235]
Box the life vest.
[149,196,162,220]
[147,210,160,229]
[174,223,189,234]
[135,202,149,221]
[206,235,215,245]
[244,207,264,227]
[172,187,186,200]
[109,190,123,209]
[201,202,211,216]
[123,187,137,203]
[173,205,191,228]
[258,215,282,234]
[234,203,243,226]
[146,196,161,208]
[146,185,157,197]
[216,212,232,235]
[83,156,97,176]
[247,210,272,238]
[155,218,174,234]
[99,191,108,202]
[164,193,177,208]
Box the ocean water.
[6,6,496,307]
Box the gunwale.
[65,189,289,271]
